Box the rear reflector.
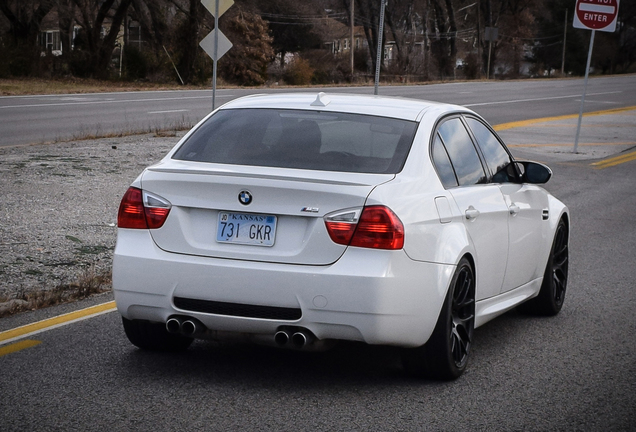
[117,187,171,229]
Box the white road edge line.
[148,109,190,114]
[0,94,236,110]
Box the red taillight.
[351,206,404,249]
[144,205,171,229]
[117,187,171,229]
[118,187,147,229]
[325,206,404,250]
[325,221,358,245]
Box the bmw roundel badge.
[238,190,252,205]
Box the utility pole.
[350,0,355,81]
[561,9,568,76]
[477,0,482,78]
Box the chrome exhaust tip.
[291,331,308,349]
[181,320,199,336]
[274,330,290,346]
[166,317,182,334]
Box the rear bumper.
[113,230,454,348]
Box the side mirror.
[515,161,552,184]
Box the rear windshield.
[172,108,418,174]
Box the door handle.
[465,206,480,220]
[509,204,520,215]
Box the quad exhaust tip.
[181,320,198,336]
[166,316,203,336]
[291,332,308,348]
[167,319,317,349]
[166,317,182,334]
[274,331,289,346]
[274,328,314,349]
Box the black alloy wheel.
[518,217,569,316]
[402,257,475,380]
[550,220,569,308]
[449,262,475,370]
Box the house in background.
[317,15,368,57]
[36,7,147,60]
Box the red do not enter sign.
[574,0,619,32]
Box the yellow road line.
[508,142,636,148]
[493,105,636,131]
[0,340,42,357]
[529,123,636,128]
[0,301,116,346]
[591,150,636,169]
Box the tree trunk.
[58,0,76,58]
[177,0,202,84]
[443,0,457,79]
[96,0,133,77]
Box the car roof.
[218,92,468,122]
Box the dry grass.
[0,76,434,97]
[53,116,195,143]
[0,267,111,318]
[0,77,203,96]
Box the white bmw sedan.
[113,92,569,380]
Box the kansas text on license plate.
[216,212,277,246]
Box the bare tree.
[383,0,427,79]
[0,0,56,46]
[131,0,168,50]
[72,0,133,77]
[0,0,56,74]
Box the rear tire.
[402,258,475,380]
[122,318,193,352]
[518,218,569,316]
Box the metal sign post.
[200,0,234,110]
[213,1,219,110]
[374,0,387,96]
[573,30,595,154]
[572,0,620,153]
[484,27,498,80]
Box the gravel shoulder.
[0,133,180,308]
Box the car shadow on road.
[112,306,569,389]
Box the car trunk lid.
[140,160,394,265]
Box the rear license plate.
[216,212,277,246]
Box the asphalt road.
[1,153,635,431]
[1,77,635,430]
[1,74,636,147]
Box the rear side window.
[437,118,486,186]
[432,133,458,188]
[173,109,418,174]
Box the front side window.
[173,109,417,174]
[466,118,515,183]
[437,118,486,186]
